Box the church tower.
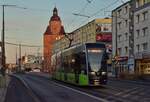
[43,7,64,72]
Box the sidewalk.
[0,75,10,102]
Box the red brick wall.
[43,34,63,72]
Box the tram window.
[80,52,87,74]
[73,54,81,74]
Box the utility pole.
[1,5,6,76]
[18,43,21,72]
[1,5,16,76]
[0,4,27,74]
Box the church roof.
[50,15,61,21]
[44,7,65,35]
[50,7,61,21]
[44,26,51,35]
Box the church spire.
[53,6,58,16]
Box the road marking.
[122,88,143,98]
[115,87,139,96]
[52,81,109,102]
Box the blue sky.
[0,0,129,63]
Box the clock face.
[50,21,61,34]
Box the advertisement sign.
[96,34,112,42]
[96,23,111,33]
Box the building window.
[118,22,122,29]
[125,33,128,41]
[136,29,140,38]
[118,9,122,16]
[125,20,128,27]
[142,11,148,21]
[142,27,148,36]
[118,35,122,42]
[136,14,140,23]
[124,6,128,14]
[142,42,148,51]
[136,44,140,52]
[125,46,128,55]
[118,48,122,56]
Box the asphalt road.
[4,73,150,102]
[4,77,35,102]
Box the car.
[32,68,41,72]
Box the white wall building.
[112,1,131,75]
[112,0,150,76]
[23,54,43,70]
[134,0,150,75]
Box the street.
[4,73,150,102]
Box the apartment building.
[53,18,112,54]
[112,1,131,76]
[112,0,150,77]
[133,0,150,75]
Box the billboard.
[96,34,112,42]
[96,23,111,33]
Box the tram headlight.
[102,72,106,75]
[90,71,96,75]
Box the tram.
[51,43,108,86]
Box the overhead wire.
[69,0,94,31]
[77,0,120,27]
[5,42,42,47]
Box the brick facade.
[43,7,64,72]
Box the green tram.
[51,43,108,86]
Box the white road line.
[122,88,143,98]
[115,87,139,96]
[52,81,109,102]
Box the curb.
[11,74,41,102]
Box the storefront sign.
[117,56,128,61]
[96,34,112,42]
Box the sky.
[0,0,129,63]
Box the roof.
[50,15,61,21]
[112,1,131,12]
[44,26,52,35]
